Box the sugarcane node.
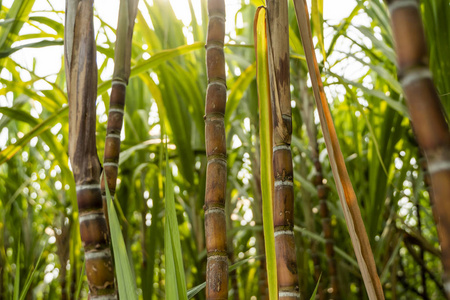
[204,112,225,121]
[206,251,228,258]
[274,170,293,182]
[206,40,225,50]
[425,145,450,169]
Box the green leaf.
[311,0,325,61]
[13,238,20,300]
[0,39,63,58]
[19,243,46,300]
[104,175,138,300]
[309,274,322,300]
[164,150,188,300]
[98,42,204,95]
[74,262,86,300]
[0,105,68,165]
[254,6,278,300]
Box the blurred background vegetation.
[0,0,449,299]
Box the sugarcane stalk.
[204,0,228,298]
[64,0,116,297]
[385,1,450,297]
[266,0,300,298]
[100,0,139,222]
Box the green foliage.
[164,150,188,300]
[105,175,138,300]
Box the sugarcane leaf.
[293,0,384,298]
[97,42,204,95]
[0,0,35,51]
[294,225,358,268]
[326,69,409,117]
[29,16,65,37]
[13,238,20,300]
[19,243,46,300]
[74,262,86,300]
[0,106,68,165]
[311,0,325,61]
[309,274,322,300]
[254,6,278,300]
[104,176,138,300]
[0,39,63,58]
[164,150,188,300]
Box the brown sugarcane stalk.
[204,0,228,298]
[64,0,116,297]
[100,0,139,223]
[385,1,450,297]
[266,0,300,298]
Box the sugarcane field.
[1,0,450,299]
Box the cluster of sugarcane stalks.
[385,0,450,298]
[62,0,450,298]
[204,0,229,298]
[65,0,138,297]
